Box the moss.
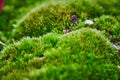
[93,15,120,41]
[0,0,47,44]
[0,0,120,79]
[0,33,60,78]
[45,28,117,66]
[68,0,104,18]
[95,0,120,15]
[12,1,72,39]
[68,15,120,42]
[58,28,114,54]
[0,37,44,77]
[0,0,47,31]
[0,28,119,79]
[28,64,119,80]
[0,0,49,50]
[12,0,120,41]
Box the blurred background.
[0,0,47,41]
[0,0,49,50]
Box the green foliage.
[0,28,120,79]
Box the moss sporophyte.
[63,15,78,34]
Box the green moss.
[0,28,119,79]
[12,1,71,39]
[28,64,119,80]
[12,0,120,42]
[68,15,120,42]
[58,28,114,54]
[0,0,47,31]
[0,37,43,77]
[0,0,49,50]
[95,0,120,15]
[0,0,120,79]
[45,28,117,66]
[68,0,104,18]
[0,33,60,78]
[93,15,120,41]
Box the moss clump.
[12,1,72,39]
[0,28,119,79]
[68,15,120,42]
[57,28,114,55]
[93,15,120,42]
[0,33,59,79]
[12,0,120,42]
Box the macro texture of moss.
[12,1,71,39]
[0,0,120,79]
[0,28,120,79]
[12,0,120,41]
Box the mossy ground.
[0,0,120,80]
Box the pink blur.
[0,0,4,11]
